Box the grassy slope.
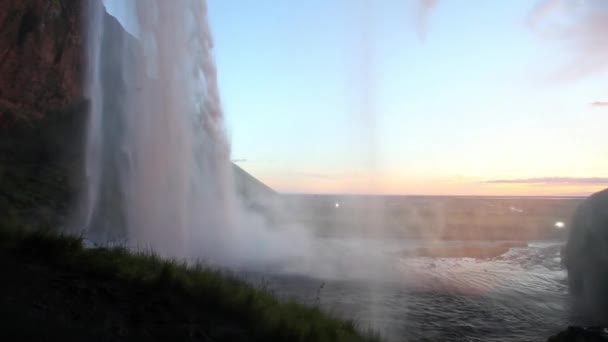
[0,226,381,342]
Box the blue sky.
[207,0,608,195]
[106,0,608,195]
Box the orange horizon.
[259,177,605,197]
[238,164,607,197]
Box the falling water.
[79,3,583,339]
[82,0,238,261]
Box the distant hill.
[232,163,275,199]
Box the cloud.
[528,0,608,80]
[231,158,248,163]
[526,0,562,29]
[591,101,608,107]
[416,0,440,41]
[484,177,608,185]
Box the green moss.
[0,101,87,231]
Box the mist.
[80,0,399,286]
[75,0,605,340]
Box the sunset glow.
[208,0,608,196]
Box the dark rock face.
[564,188,608,322]
[0,0,84,124]
[0,0,140,236]
[0,0,88,230]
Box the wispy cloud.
[528,0,608,80]
[231,158,248,163]
[526,0,562,29]
[591,101,608,107]
[484,177,608,185]
[416,0,440,41]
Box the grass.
[0,225,382,342]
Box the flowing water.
[84,0,316,268]
[247,238,571,341]
[83,0,240,262]
[243,196,583,341]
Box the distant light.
[555,221,565,229]
[335,202,340,208]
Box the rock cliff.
[0,0,84,125]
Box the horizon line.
[278,192,588,198]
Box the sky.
[113,0,608,196]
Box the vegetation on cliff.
[0,0,86,231]
[0,104,86,232]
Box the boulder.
[564,188,608,321]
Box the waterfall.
[82,0,238,261]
